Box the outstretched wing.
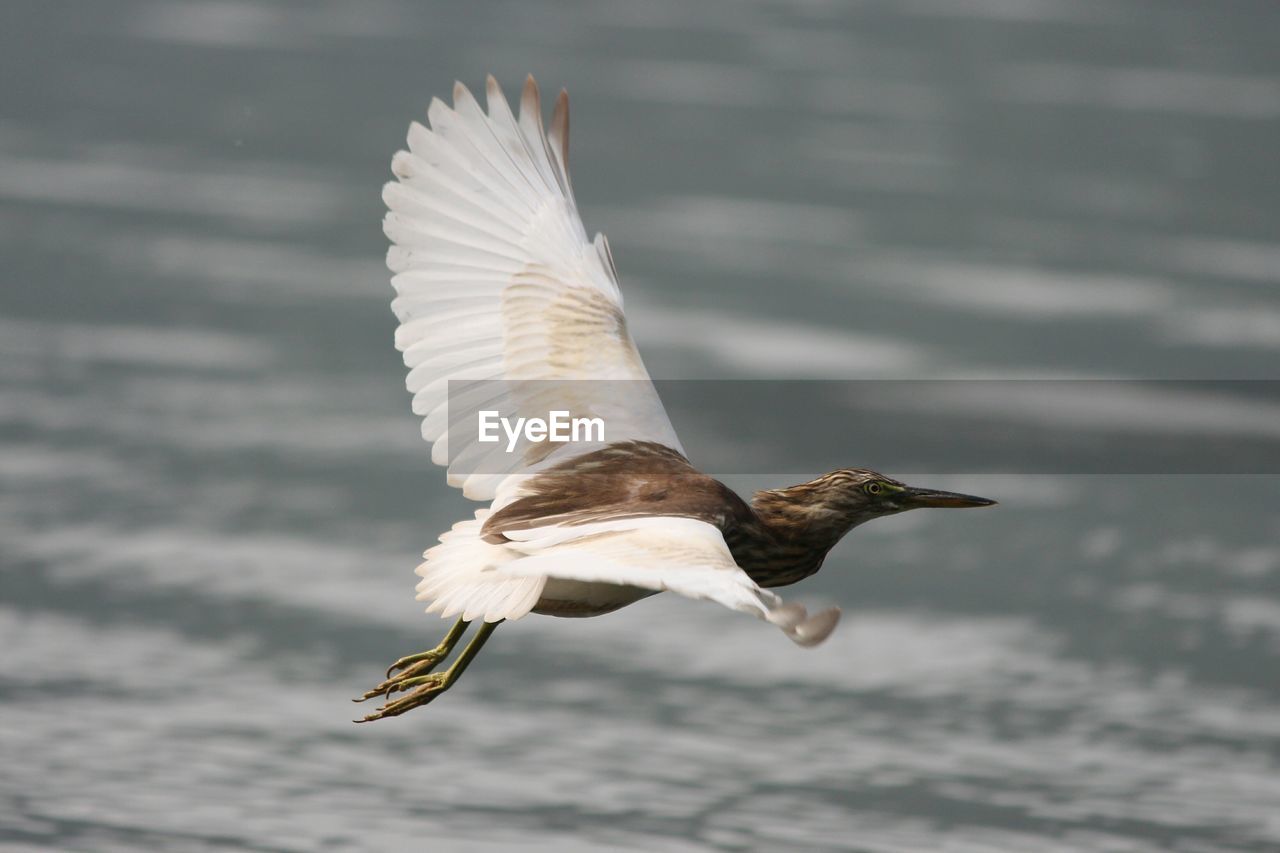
[498,518,841,646]
[385,75,681,500]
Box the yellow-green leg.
[354,617,470,704]
[355,620,501,722]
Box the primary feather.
[385,74,680,501]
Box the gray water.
[3,1,1280,850]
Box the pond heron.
[355,75,995,721]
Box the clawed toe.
[352,619,500,722]
[385,649,440,679]
[353,654,447,703]
[355,674,450,722]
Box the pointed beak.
[901,486,997,509]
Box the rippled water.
[3,1,1279,850]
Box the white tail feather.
[413,510,545,623]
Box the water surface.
[3,1,1279,850]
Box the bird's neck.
[727,490,858,588]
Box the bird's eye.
[865,482,883,496]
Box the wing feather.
[499,518,841,647]
[412,512,839,643]
[385,75,680,500]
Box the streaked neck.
[726,490,857,588]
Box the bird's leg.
[353,617,469,704]
[355,620,501,722]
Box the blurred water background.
[3,1,1279,850]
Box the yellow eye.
[865,482,883,496]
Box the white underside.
[530,579,655,617]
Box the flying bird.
[355,75,995,721]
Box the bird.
[354,74,996,722]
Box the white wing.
[385,75,681,500]
[499,518,841,646]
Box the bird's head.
[754,468,996,536]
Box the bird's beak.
[901,486,997,509]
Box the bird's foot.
[384,644,457,678]
[353,617,471,706]
[355,672,453,722]
[351,619,499,723]
[352,648,449,703]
